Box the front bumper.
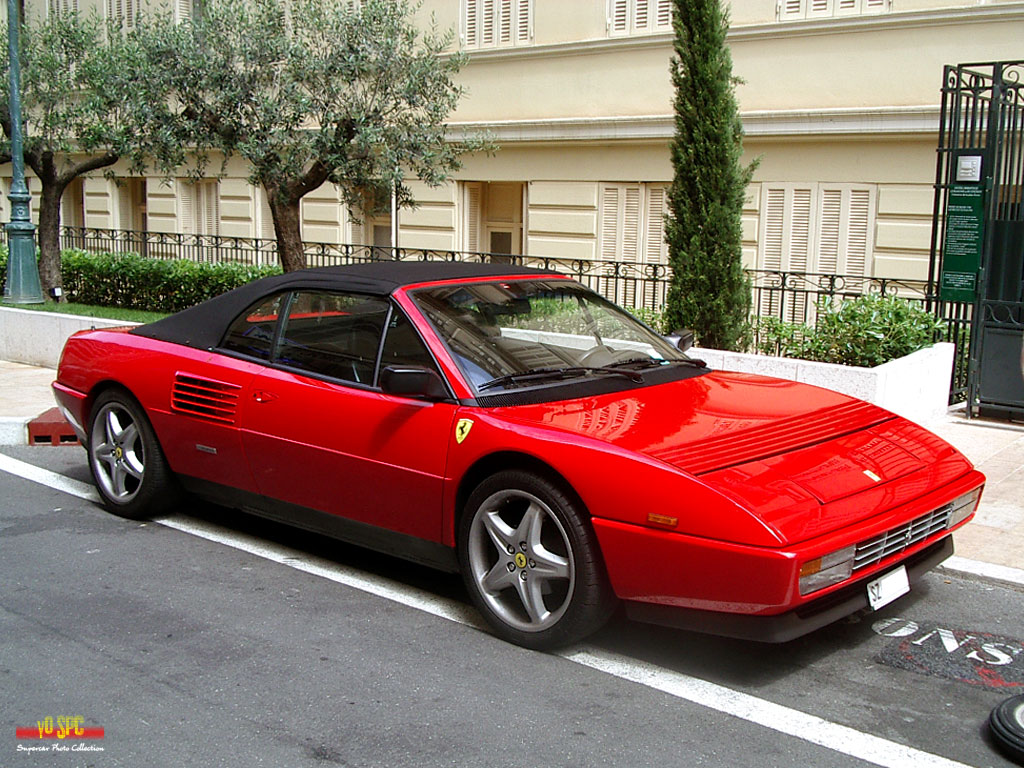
[624,536,953,643]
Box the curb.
[0,417,27,446]
[939,556,1024,590]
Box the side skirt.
[178,476,460,574]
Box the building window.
[461,181,524,258]
[757,183,876,320]
[463,0,532,49]
[174,0,202,23]
[107,0,141,28]
[599,183,669,307]
[48,0,79,17]
[608,0,672,36]
[778,0,888,21]
[179,179,220,236]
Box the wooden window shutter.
[600,184,642,306]
[464,0,479,46]
[175,0,191,23]
[778,0,804,19]
[117,184,133,231]
[634,0,649,30]
[622,186,641,263]
[844,188,872,278]
[350,210,365,246]
[179,181,195,235]
[199,181,220,236]
[655,0,671,27]
[816,188,843,275]
[49,0,78,17]
[481,0,496,46]
[644,186,668,265]
[863,0,887,13]
[516,0,531,44]
[463,182,482,253]
[642,185,668,307]
[600,186,621,261]
[498,0,512,44]
[807,0,833,16]
[609,0,628,33]
[759,185,814,321]
[813,185,874,279]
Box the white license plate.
[867,565,910,610]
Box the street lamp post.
[4,0,43,304]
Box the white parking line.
[0,454,977,768]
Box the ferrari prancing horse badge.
[455,418,474,444]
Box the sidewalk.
[2,359,1022,576]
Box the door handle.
[252,390,278,403]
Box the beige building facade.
[4,0,1024,300]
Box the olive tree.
[1,13,147,297]
[136,0,483,271]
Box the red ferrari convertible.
[53,262,984,649]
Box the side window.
[221,293,285,361]
[380,307,440,372]
[276,291,389,385]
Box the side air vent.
[171,374,242,425]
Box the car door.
[237,290,458,542]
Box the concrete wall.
[694,342,956,425]
[0,307,139,369]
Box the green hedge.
[754,294,943,368]
[1,247,281,313]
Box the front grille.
[853,504,952,572]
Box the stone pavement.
[1,359,1022,576]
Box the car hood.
[497,370,971,543]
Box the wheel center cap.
[514,552,528,569]
[114,446,124,460]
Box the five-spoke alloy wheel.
[459,470,614,649]
[88,389,175,519]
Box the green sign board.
[940,184,986,302]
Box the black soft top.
[130,261,563,350]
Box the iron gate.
[930,61,1024,419]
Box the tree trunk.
[36,174,66,301]
[266,187,307,272]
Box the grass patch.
[1,300,168,324]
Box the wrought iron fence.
[25,226,973,400]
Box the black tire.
[87,389,177,520]
[990,694,1024,765]
[458,470,615,650]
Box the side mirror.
[665,328,696,353]
[380,365,449,401]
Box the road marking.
[0,455,980,768]
[0,453,100,502]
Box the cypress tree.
[664,0,756,351]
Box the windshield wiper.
[479,366,644,392]
[604,356,708,370]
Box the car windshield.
[411,279,692,394]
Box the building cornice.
[459,3,1024,63]
[448,106,941,143]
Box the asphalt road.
[2,445,1023,768]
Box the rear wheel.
[458,470,614,650]
[88,389,176,519]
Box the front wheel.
[88,389,176,519]
[458,470,615,650]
